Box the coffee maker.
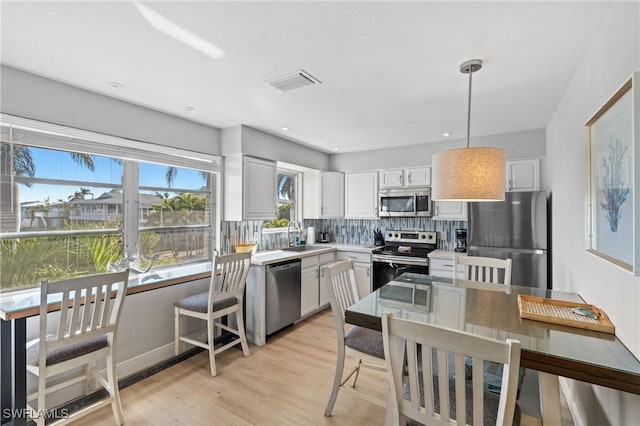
[455,229,467,253]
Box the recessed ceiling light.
[333,148,340,151]
[107,81,123,89]
[443,132,452,137]
[282,127,289,131]
[185,106,195,111]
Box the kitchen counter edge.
[250,244,376,266]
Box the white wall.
[546,2,640,425]
[330,128,545,171]
[0,65,221,155]
[221,124,331,170]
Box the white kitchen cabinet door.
[405,166,431,187]
[321,172,344,218]
[345,171,378,218]
[243,156,277,219]
[429,257,465,279]
[506,158,541,192]
[301,266,320,317]
[224,154,277,221]
[432,201,468,221]
[303,171,344,219]
[318,253,336,307]
[353,262,371,298]
[432,283,465,329]
[379,169,404,189]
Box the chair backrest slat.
[382,313,521,426]
[325,260,359,325]
[454,255,513,285]
[39,270,129,357]
[209,252,251,308]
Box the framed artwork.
[585,72,639,274]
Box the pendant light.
[432,59,505,202]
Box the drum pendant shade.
[432,147,505,201]
[431,59,506,202]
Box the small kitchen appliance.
[455,229,467,253]
[318,231,331,243]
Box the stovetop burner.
[372,230,437,258]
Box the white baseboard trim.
[559,377,585,426]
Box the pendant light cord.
[466,66,472,149]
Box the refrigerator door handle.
[468,246,545,255]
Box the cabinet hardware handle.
[408,173,412,184]
[367,268,370,276]
[349,256,357,259]
[443,264,453,267]
[400,174,403,185]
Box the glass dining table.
[345,273,640,426]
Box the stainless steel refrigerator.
[468,191,549,289]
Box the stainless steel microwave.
[379,187,432,217]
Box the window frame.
[0,113,221,291]
[262,168,301,233]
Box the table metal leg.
[13,319,26,426]
[1,319,12,425]
[1,318,27,426]
[539,372,562,426]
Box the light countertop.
[251,244,376,266]
[428,249,467,259]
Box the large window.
[0,115,219,292]
[263,170,297,230]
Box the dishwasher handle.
[268,259,301,272]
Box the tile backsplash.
[221,218,466,254]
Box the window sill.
[0,262,213,321]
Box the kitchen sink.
[282,245,328,252]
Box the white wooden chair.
[324,260,386,417]
[174,252,251,376]
[26,270,129,426]
[381,312,521,426]
[454,255,513,285]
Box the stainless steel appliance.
[379,188,432,217]
[372,230,437,291]
[455,229,467,253]
[468,191,549,289]
[318,231,331,243]
[265,259,302,335]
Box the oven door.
[372,257,429,291]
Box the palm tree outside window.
[263,170,297,229]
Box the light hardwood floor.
[78,309,573,425]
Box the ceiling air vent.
[266,69,321,92]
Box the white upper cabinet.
[405,166,432,187]
[506,158,541,192]
[345,171,378,218]
[432,201,468,221]
[303,171,344,219]
[224,154,277,221]
[379,167,431,189]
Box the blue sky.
[22,147,206,203]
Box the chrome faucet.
[287,221,301,247]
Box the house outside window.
[0,115,220,292]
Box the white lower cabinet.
[430,257,465,279]
[337,250,371,298]
[302,252,336,318]
[318,252,336,307]
[301,256,320,317]
[432,283,466,330]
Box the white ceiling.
[0,1,611,153]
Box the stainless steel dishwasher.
[265,259,302,335]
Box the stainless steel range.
[371,230,437,291]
